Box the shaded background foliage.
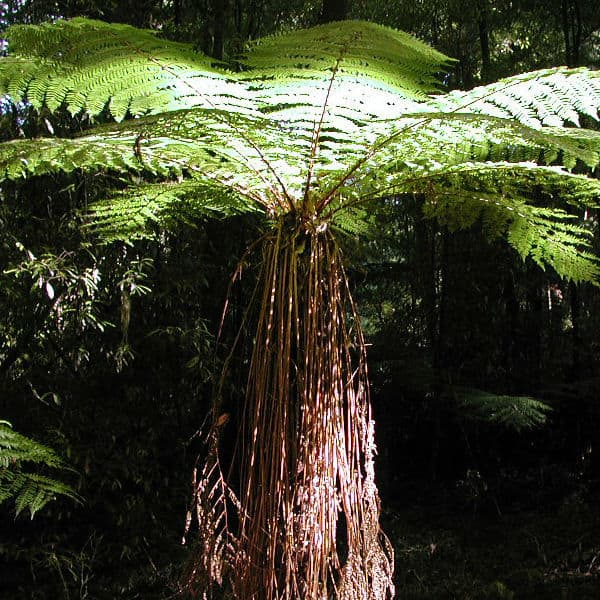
[1,0,600,598]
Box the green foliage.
[89,179,260,241]
[454,388,552,432]
[0,18,234,121]
[430,68,600,129]
[1,14,600,598]
[0,18,599,280]
[421,162,600,282]
[238,19,453,97]
[0,421,80,518]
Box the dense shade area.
[1,1,599,598]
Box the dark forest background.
[1,1,600,598]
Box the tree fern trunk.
[237,223,392,599]
[187,220,394,599]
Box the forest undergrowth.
[2,467,599,599]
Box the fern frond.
[1,18,599,286]
[183,428,241,594]
[239,20,453,175]
[421,161,600,209]
[428,68,600,129]
[396,113,600,169]
[539,127,600,169]
[88,179,261,241]
[329,200,373,238]
[0,18,246,121]
[0,470,80,518]
[0,107,311,209]
[419,162,600,282]
[0,421,80,518]
[0,131,161,180]
[311,65,600,214]
[324,110,600,215]
[0,420,65,468]
[454,388,552,431]
[240,20,452,96]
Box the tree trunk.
[526,276,544,389]
[561,0,582,66]
[501,270,519,385]
[568,280,581,381]
[320,0,349,23]
[211,0,230,60]
[173,0,182,26]
[246,0,263,39]
[478,0,491,83]
[430,227,449,482]
[186,221,394,599]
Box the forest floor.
[385,485,600,599]
[2,478,599,599]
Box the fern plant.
[1,17,600,600]
[453,388,552,432]
[0,420,80,518]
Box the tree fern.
[89,179,260,241]
[1,19,598,276]
[0,421,80,518]
[1,17,600,600]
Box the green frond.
[420,162,600,282]
[0,130,161,180]
[0,18,599,284]
[317,87,600,214]
[0,421,80,518]
[400,113,600,169]
[429,68,600,129]
[0,18,246,121]
[0,106,311,214]
[240,20,452,96]
[326,112,600,217]
[0,420,65,468]
[233,22,448,160]
[328,200,373,238]
[454,389,552,431]
[420,161,600,208]
[0,469,80,518]
[88,179,261,242]
[238,21,453,153]
[540,127,600,169]
[351,116,544,190]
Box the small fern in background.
[454,388,552,432]
[0,420,80,518]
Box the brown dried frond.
[182,427,240,598]
[235,219,392,598]
[185,215,393,599]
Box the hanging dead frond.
[183,426,241,599]
[186,214,393,599]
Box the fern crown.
[1,17,599,281]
